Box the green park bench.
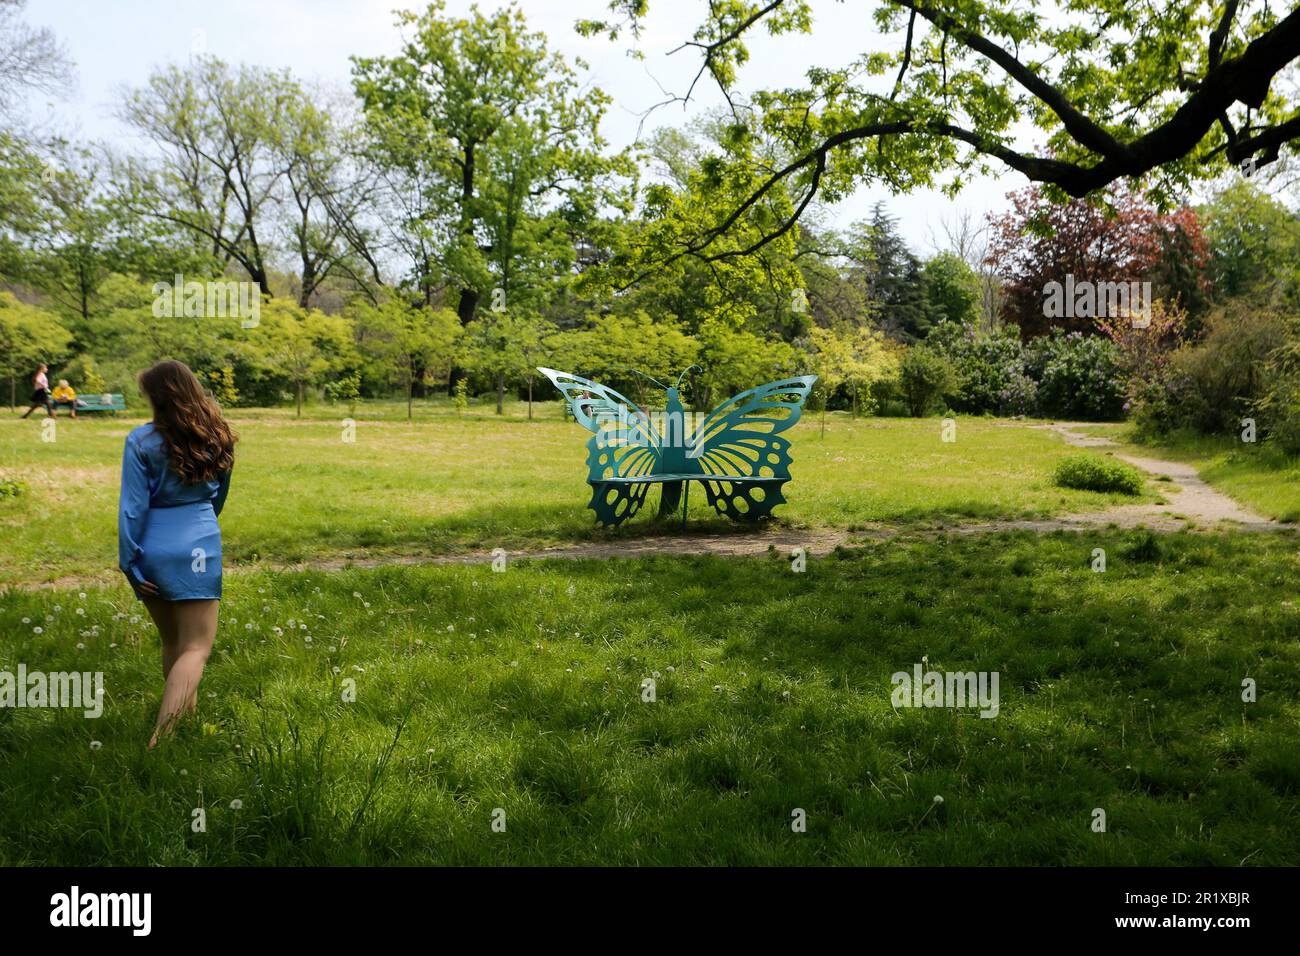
[56,392,127,415]
[540,366,817,528]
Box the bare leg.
[142,597,180,678]
[150,599,219,748]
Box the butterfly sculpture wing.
[538,368,664,526]
[687,375,817,520]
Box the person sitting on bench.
[51,379,86,419]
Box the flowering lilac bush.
[928,322,1125,420]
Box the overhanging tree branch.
[639,0,1300,277]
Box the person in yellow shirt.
[51,379,83,418]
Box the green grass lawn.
[4,401,1294,866]
[1,400,1155,586]
[2,529,1297,865]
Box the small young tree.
[803,324,898,429]
[463,312,553,416]
[355,298,460,420]
[247,299,356,417]
[802,326,851,437]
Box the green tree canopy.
[351,1,634,321]
[581,1,1300,264]
[244,300,357,416]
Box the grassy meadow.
[2,530,1298,866]
[2,398,1297,866]
[1,398,1157,587]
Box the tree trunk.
[496,374,504,415]
[456,288,479,325]
[299,206,316,307]
[296,380,303,418]
[299,262,315,308]
[407,379,413,422]
[446,284,479,396]
[527,376,533,420]
[456,140,480,327]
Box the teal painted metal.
[539,367,817,528]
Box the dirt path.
[1027,422,1278,531]
[12,422,1282,591]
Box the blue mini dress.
[118,423,231,601]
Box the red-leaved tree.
[987,187,1209,338]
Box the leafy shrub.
[997,368,1039,416]
[1026,331,1126,420]
[897,345,958,416]
[206,366,241,407]
[0,478,26,499]
[1254,324,1300,455]
[323,371,361,409]
[59,354,107,394]
[1052,454,1144,495]
[1168,303,1287,435]
[1121,530,1164,563]
[927,323,1126,419]
[927,321,1025,414]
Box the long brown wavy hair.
[138,360,236,483]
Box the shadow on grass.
[2,529,1297,865]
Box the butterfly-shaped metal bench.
[539,366,817,528]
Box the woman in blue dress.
[118,360,236,748]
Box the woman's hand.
[127,573,160,598]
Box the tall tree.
[272,88,382,307]
[0,128,42,280]
[119,58,296,296]
[1199,179,1300,307]
[351,1,633,322]
[851,204,929,341]
[930,209,1001,330]
[987,186,1208,337]
[0,0,73,123]
[922,251,981,328]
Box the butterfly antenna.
[676,365,702,389]
[625,367,670,391]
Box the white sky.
[26,0,1023,251]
